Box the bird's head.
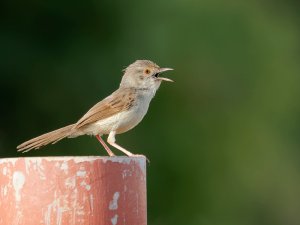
[120,60,173,90]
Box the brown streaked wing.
[74,88,136,129]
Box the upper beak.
[157,68,174,82]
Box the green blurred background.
[1,0,300,224]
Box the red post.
[0,156,147,225]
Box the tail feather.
[17,124,75,152]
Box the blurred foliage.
[1,0,300,224]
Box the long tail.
[17,124,75,152]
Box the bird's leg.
[107,131,134,156]
[96,134,115,156]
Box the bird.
[17,60,173,156]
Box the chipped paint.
[65,177,76,188]
[2,166,7,175]
[76,170,87,177]
[45,204,51,225]
[80,181,91,191]
[109,192,120,210]
[122,169,132,179]
[44,198,70,225]
[12,171,25,202]
[0,157,18,165]
[89,194,94,213]
[3,185,8,196]
[111,214,118,225]
[60,161,69,173]
[25,158,46,179]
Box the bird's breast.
[115,106,148,134]
[85,93,153,136]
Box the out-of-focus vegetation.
[1,0,300,224]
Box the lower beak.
[157,77,174,82]
[157,68,174,82]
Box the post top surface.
[0,155,147,165]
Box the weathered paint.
[0,156,147,225]
[109,192,120,210]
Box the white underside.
[83,108,144,135]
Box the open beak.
[156,68,174,82]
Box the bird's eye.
[144,69,151,75]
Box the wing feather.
[74,88,136,129]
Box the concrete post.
[0,156,147,225]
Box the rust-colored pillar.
[0,156,147,225]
